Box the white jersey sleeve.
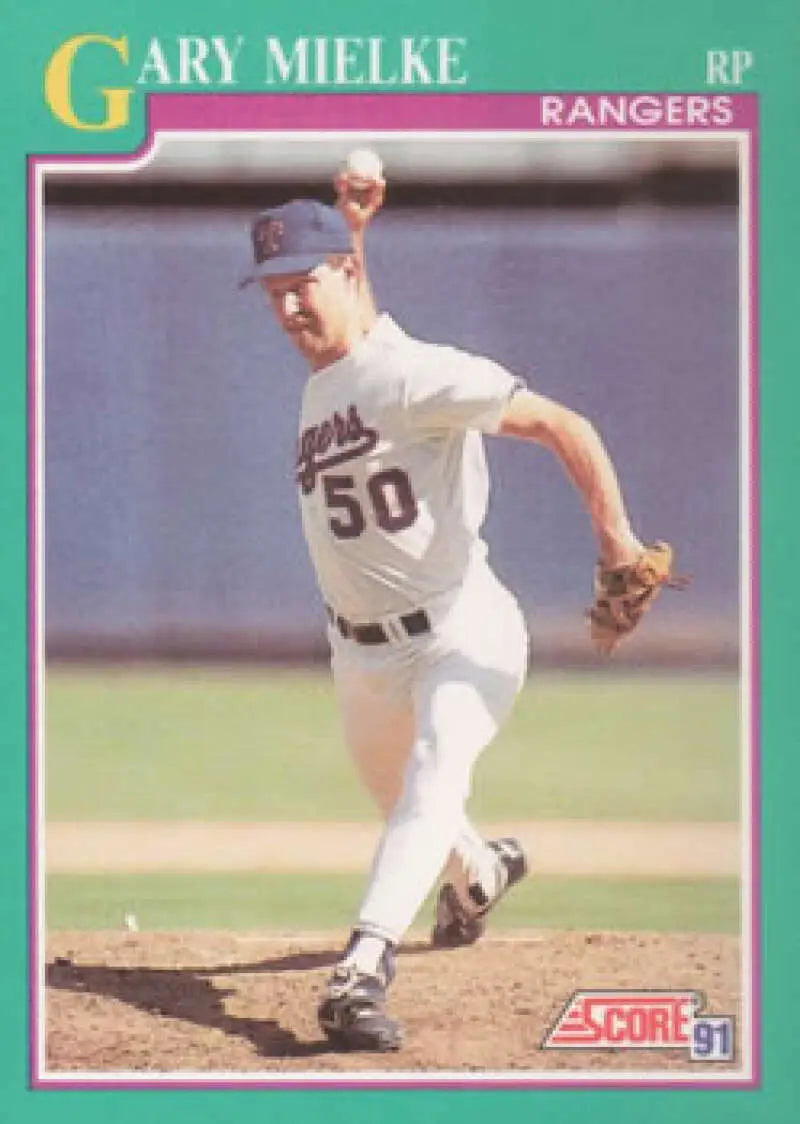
[399,342,524,435]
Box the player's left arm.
[498,388,643,568]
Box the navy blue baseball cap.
[240,199,353,286]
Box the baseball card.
[2,0,797,1121]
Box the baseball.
[343,147,384,185]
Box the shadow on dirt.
[197,938,434,976]
[46,958,330,1059]
[45,940,436,1060]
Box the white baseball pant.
[329,561,529,942]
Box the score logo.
[542,991,734,1061]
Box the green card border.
[5,4,796,1117]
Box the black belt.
[325,604,431,644]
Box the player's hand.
[587,540,689,655]
[600,532,645,570]
[334,173,386,233]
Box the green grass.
[45,872,740,934]
[45,667,741,822]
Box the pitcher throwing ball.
[240,163,677,1052]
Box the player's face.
[261,258,359,371]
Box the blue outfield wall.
[44,205,740,652]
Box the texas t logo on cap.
[240,199,353,286]
[253,217,284,263]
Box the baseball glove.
[588,541,685,654]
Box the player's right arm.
[334,173,385,333]
[498,388,643,569]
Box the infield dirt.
[44,930,742,1075]
[47,820,740,877]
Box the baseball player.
[241,176,647,1053]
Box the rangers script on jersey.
[295,314,523,620]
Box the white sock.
[450,844,506,916]
[339,933,387,977]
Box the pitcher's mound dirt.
[44,930,742,1075]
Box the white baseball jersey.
[296,314,523,619]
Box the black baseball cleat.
[431,837,528,948]
[317,944,403,1052]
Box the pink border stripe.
[148,91,757,132]
[748,104,762,1088]
[31,1074,754,1092]
[28,91,759,1092]
[26,153,40,1090]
